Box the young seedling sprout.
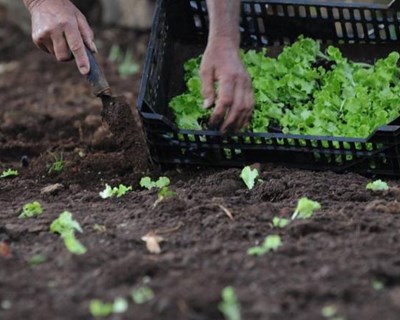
[219,286,241,320]
[272,217,290,228]
[50,211,87,255]
[19,201,43,219]
[366,179,389,191]
[140,176,176,206]
[132,286,155,304]
[99,184,132,199]
[89,297,128,318]
[240,166,259,190]
[291,197,321,220]
[48,153,64,174]
[247,234,282,256]
[0,169,18,178]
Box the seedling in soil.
[366,180,389,191]
[272,216,290,228]
[89,297,128,318]
[321,305,345,320]
[219,286,241,320]
[372,279,385,291]
[109,45,139,77]
[140,176,176,206]
[247,235,282,256]
[19,201,43,219]
[50,211,87,255]
[240,166,259,190]
[0,169,18,178]
[132,286,155,304]
[291,197,321,220]
[99,184,132,199]
[48,153,64,174]
[29,254,47,266]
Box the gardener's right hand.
[24,0,97,75]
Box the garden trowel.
[84,47,138,154]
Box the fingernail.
[80,65,89,74]
[203,98,212,109]
[92,42,98,53]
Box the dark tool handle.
[85,46,111,97]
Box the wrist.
[23,0,48,12]
[207,35,240,51]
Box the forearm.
[206,0,241,46]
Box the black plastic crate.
[137,0,400,176]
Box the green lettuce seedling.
[272,216,290,228]
[140,176,170,190]
[366,179,389,191]
[240,166,259,190]
[99,184,132,199]
[19,201,43,219]
[372,279,385,291]
[29,254,47,266]
[219,287,241,320]
[90,297,128,318]
[247,234,282,256]
[50,211,87,255]
[140,176,176,205]
[48,153,64,174]
[0,169,18,178]
[291,197,321,220]
[132,286,154,304]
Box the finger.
[64,24,90,74]
[200,66,215,109]
[220,81,246,133]
[77,13,97,53]
[52,32,73,62]
[209,78,235,127]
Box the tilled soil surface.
[2,25,400,320]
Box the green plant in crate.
[0,169,18,178]
[169,37,400,142]
[247,235,282,256]
[19,201,43,218]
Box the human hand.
[200,37,254,133]
[25,0,97,74]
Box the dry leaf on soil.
[141,232,164,254]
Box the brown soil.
[2,23,400,320]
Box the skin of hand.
[23,0,97,74]
[202,0,254,134]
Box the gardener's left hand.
[200,37,254,133]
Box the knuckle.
[218,96,234,106]
[69,42,82,53]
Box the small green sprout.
[219,286,241,320]
[366,179,389,191]
[291,197,321,220]
[321,305,345,319]
[132,286,154,304]
[140,176,170,190]
[50,211,87,255]
[272,216,290,228]
[240,166,259,190]
[48,153,64,174]
[140,176,176,206]
[99,184,132,199]
[247,235,282,256]
[0,169,18,178]
[29,254,47,266]
[372,279,385,291]
[89,297,128,318]
[19,201,43,219]
[108,45,139,77]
